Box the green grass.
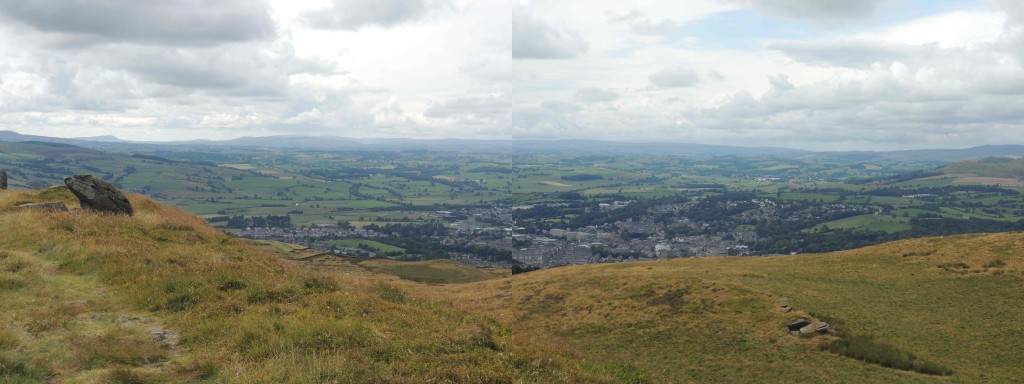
[325,239,405,254]
[361,260,499,284]
[0,189,597,382]
[512,232,1024,383]
[809,214,912,233]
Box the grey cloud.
[0,1,275,47]
[460,53,527,86]
[649,66,700,88]
[991,0,1024,61]
[93,41,337,98]
[767,74,794,91]
[724,0,883,22]
[510,101,581,134]
[608,10,680,35]
[574,88,620,103]
[511,10,588,59]
[707,69,726,81]
[1,60,141,112]
[300,0,429,30]
[423,95,512,119]
[769,40,939,68]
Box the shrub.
[371,282,406,304]
[217,280,247,292]
[165,293,201,312]
[247,288,297,304]
[106,367,154,384]
[984,259,1006,268]
[302,275,339,293]
[817,318,953,376]
[172,360,219,380]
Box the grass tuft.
[75,330,169,368]
[371,282,406,304]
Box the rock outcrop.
[63,175,133,215]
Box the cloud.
[724,0,883,23]
[0,1,275,47]
[766,74,794,91]
[460,52,527,87]
[300,0,431,30]
[991,0,1024,61]
[423,95,512,120]
[108,42,335,97]
[769,40,940,68]
[511,10,588,59]
[509,100,581,135]
[649,65,701,88]
[574,87,620,103]
[608,10,681,35]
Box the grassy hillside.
[509,233,1024,383]
[1,188,1022,383]
[941,157,1024,184]
[0,188,598,383]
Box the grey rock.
[63,174,133,215]
[15,202,68,212]
[148,329,179,345]
[816,322,829,334]
[787,319,811,332]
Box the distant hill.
[858,157,1024,186]
[0,130,127,149]
[940,157,1024,182]
[4,129,1024,161]
[169,135,809,157]
[71,135,125,143]
[815,145,1024,163]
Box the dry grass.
[2,187,1022,383]
[504,233,1024,383]
[0,188,613,382]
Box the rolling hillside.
[940,157,1024,185]
[0,188,1022,382]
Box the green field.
[325,239,405,254]
[810,214,912,233]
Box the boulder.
[15,202,68,212]
[815,322,829,334]
[63,175,133,215]
[787,319,811,332]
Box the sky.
[0,0,1023,150]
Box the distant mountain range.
[2,130,1023,162]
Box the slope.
[507,232,1024,383]
[0,188,610,383]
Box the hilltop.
[0,188,1022,382]
[939,157,1024,185]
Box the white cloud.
[511,8,588,59]
[0,0,276,47]
[574,87,620,103]
[649,65,701,88]
[724,0,884,23]
[299,0,434,30]
[1,0,1023,150]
